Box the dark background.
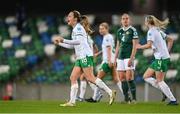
[0,0,179,16]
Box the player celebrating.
[136,15,178,105]
[86,22,123,102]
[53,10,116,106]
[115,13,138,103]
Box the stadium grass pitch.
[0,101,179,113]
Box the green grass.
[0,101,179,113]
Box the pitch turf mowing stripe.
[0,113,179,114]
[0,101,179,113]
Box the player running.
[86,22,123,102]
[136,15,178,105]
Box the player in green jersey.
[115,13,138,104]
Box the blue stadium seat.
[40,32,51,45]
[5,49,14,57]
[52,60,64,72]
[94,35,103,48]
[35,75,47,83]
[45,16,56,27]
[26,55,38,67]
[12,37,22,47]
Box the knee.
[126,78,131,81]
[70,75,76,82]
[126,75,133,81]
[156,79,163,83]
[113,76,119,83]
[119,76,125,81]
[113,79,118,83]
[144,77,148,82]
[70,76,73,81]
[86,76,96,83]
[80,76,85,81]
[143,74,149,80]
[86,77,90,82]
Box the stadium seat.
[21,35,32,44]
[12,37,22,48]
[169,33,179,41]
[0,65,10,74]
[5,16,16,26]
[44,44,56,56]
[143,49,153,57]
[26,55,39,67]
[2,40,13,48]
[51,60,64,72]
[15,49,26,58]
[0,14,179,84]
[170,53,180,61]
[40,32,51,45]
[166,69,178,79]
[58,25,70,38]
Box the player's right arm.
[59,43,74,49]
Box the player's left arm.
[166,35,174,52]
[128,28,139,66]
[129,38,138,67]
[130,39,139,59]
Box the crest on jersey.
[106,39,109,42]
[134,32,138,36]
[77,27,81,31]
[126,31,129,34]
[148,32,152,36]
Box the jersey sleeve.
[63,39,81,45]
[132,28,138,39]
[147,30,155,42]
[75,26,85,37]
[59,42,74,49]
[104,36,112,47]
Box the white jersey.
[147,27,170,59]
[102,33,115,63]
[72,23,93,59]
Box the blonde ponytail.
[146,15,169,29]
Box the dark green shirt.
[116,26,138,59]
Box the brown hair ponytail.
[80,15,94,35]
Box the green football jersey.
[116,26,138,59]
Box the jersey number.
[121,35,125,42]
[82,58,87,63]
